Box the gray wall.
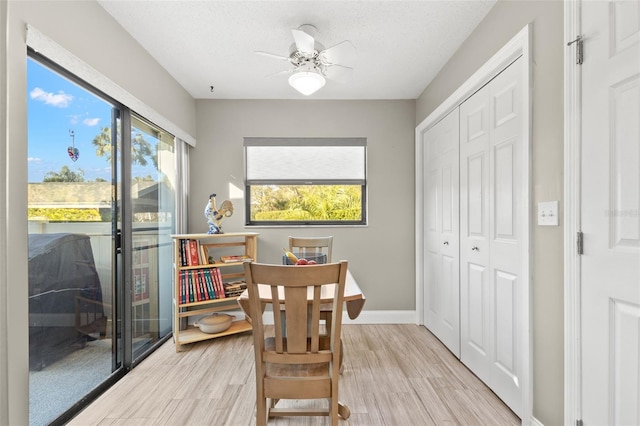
[416,1,564,425]
[191,100,416,311]
[2,1,196,424]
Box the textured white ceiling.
[97,0,496,100]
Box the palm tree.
[92,126,157,168]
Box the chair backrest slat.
[284,286,308,353]
[271,285,284,353]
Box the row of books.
[178,239,253,267]
[179,239,203,267]
[178,268,227,304]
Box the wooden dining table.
[236,269,366,320]
[236,269,366,420]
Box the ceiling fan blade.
[265,68,294,79]
[324,64,354,83]
[320,40,356,65]
[255,51,291,61]
[291,28,315,55]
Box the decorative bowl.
[194,314,234,334]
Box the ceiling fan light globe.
[288,71,326,96]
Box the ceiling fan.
[255,24,356,95]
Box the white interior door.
[581,1,640,424]
[460,57,525,417]
[423,108,460,356]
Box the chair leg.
[256,391,267,426]
[330,398,339,425]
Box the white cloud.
[30,87,73,108]
[28,157,42,163]
[83,117,101,126]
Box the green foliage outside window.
[43,166,85,182]
[28,208,102,222]
[250,185,362,221]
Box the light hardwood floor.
[68,324,520,425]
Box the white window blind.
[245,138,366,183]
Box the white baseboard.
[342,310,418,324]
[529,416,544,426]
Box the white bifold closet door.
[459,56,525,417]
[423,108,460,356]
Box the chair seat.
[264,337,335,399]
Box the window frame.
[244,137,367,226]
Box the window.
[245,138,367,225]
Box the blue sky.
[27,58,158,183]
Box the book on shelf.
[219,254,253,263]
[195,269,204,301]
[212,268,226,299]
[179,239,188,266]
[179,270,186,304]
[211,268,221,299]
[224,280,247,297]
[200,269,210,300]
[188,270,195,303]
[188,240,200,266]
[203,269,216,300]
[199,244,209,265]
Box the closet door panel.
[488,57,524,415]
[460,83,491,381]
[460,57,525,417]
[423,108,460,356]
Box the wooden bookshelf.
[171,232,257,352]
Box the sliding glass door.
[128,115,175,361]
[27,54,177,425]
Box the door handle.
[115,229,122,254]
[472,246,479,251]
[443,241,449,245]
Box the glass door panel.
[129,116,175,360]
[27,57,122,425]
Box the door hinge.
[567,36,584,65]
[576,419,583,426]
[577,231,584,255]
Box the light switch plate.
[538,201,559,226]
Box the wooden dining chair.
[243,260,348,425]
[288,236,333,264]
